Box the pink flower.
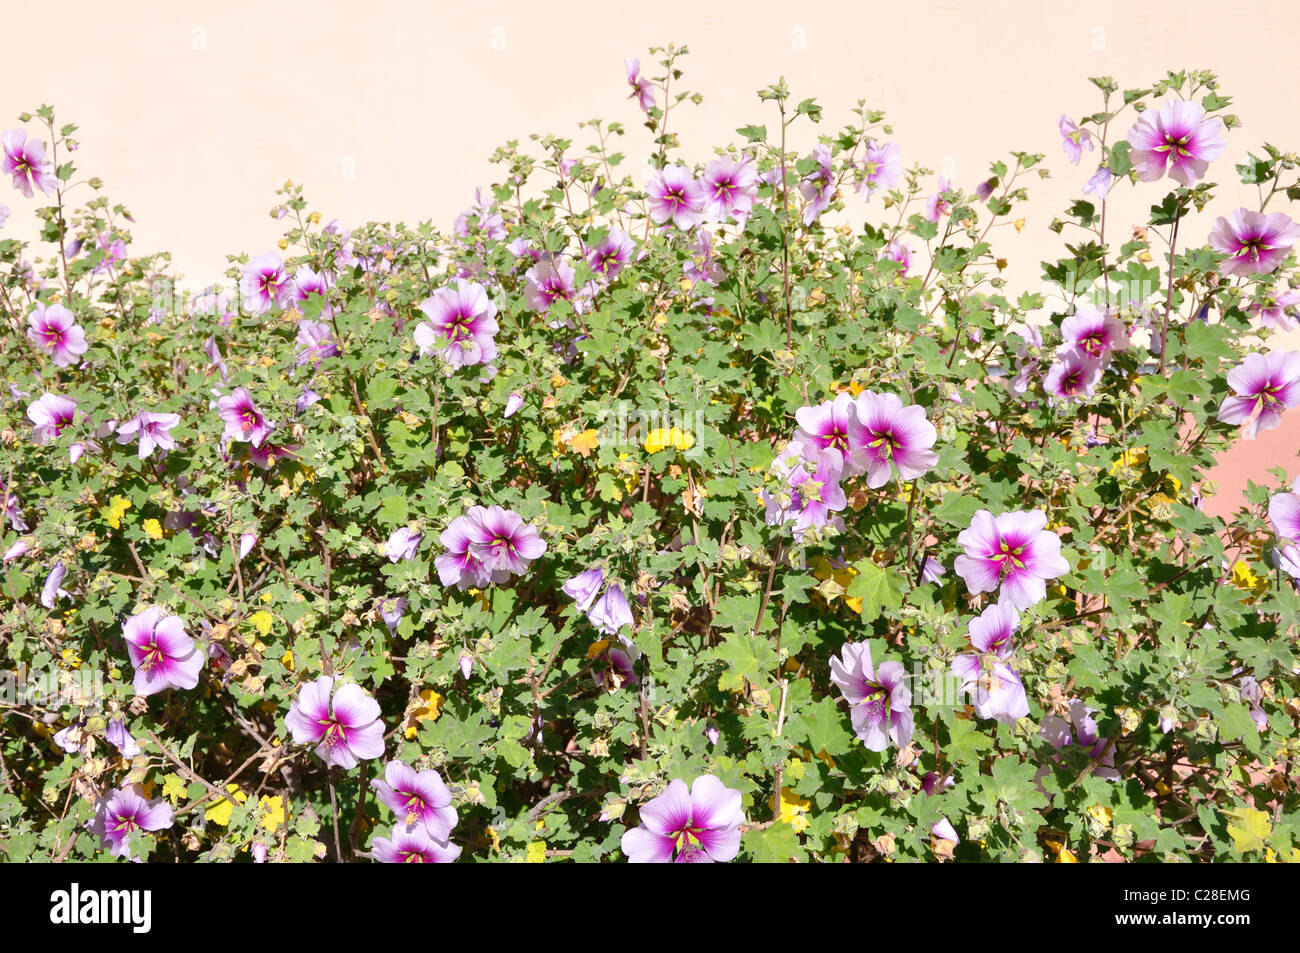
[464,505,548,577]
[831,641,913,751]
[1059,115,1093,166]
[762,444,848,540]
[857,140,902,199]
[588,583,634,636]
[371,760,458,843]
[1208,208,1300,276]
[240,252,291,314]
[624,57,655,113]
[798,145,835,225]
[882,239,912,274]
[523,259,578,314]
[26,302,87,367]
[1126,100,1225,187]
[1044,348,1103,403]
[1251,290,1300,333]
[435,513,494,589]
[621,775,744,863]
[372,824,461,863]
[646,165,705,230]
[1059,305,1129,362]
[701,156,758,224]
[586,228,636,279]
[88,783,174,860]
[123,607,204,696]
[1218,350,1300,439]
[1269,478,1300,541]
[414,279,499,369]
[1,129,59,198]
[851,390,940,489]
[285,675,385,769]
[26,393,77,445]
[504,392,525,418]
[385,526,422,562]
[954,510,1070,611]
[562,566,605,611]
[217,387,271,447]
[925,177,952,223]
[115,411,180,459]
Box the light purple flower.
[3,540,27,562]
[239,532,257,560]
[385,526,423,563]
[1060,306,1129,362]
[1126,99,1225,187]
[1044,347,1103,403]
[464,505,547,577]
[1251,290,1300,333]
[851,391,940,489]
[123,606,204,696]
[379,597,407,633]
[624,57,655,113]
[1218,350,1300,439]
[620,775,744,863]
[291,265,329,306]
[1,129,58,198]
[954,509,1070,611]
[41,560,70,609]
[798,145,835,226]
[791,392,867,469]
[882,239,912,274]
[830,641,913,751]
[1040,699,1118,781]
[952,651,1030,725]
[857,140,902,199]
[1059,115,1093,166]
[295,319,337,366]
[217,387,270,447]
[932,817,960,844]
[1269,478,1300,541]
[523,259,578,314]
[925,177,952,223]
[106,719,141,758]
[240,252,291,314]
[918,555,946,584]
[647,166,705,230]
[762,444,848,541]
[458,652,474,680]
[701,156,758,224]
[27,394,77,445]
[586,228,636,279]
[285,675,385,769]
[26,302,87,367]
[115,411,180,459]
[435,513,494,590]
[967,602,1020,658]
[372,824,461,863]
[1082,167,1114,199]
[414,279,499,369]
[504,392,525,418]
[1208,208,1300,276]
[371,760,458,843]
[563,566,605,611]
[88,783,173,860]
[588,583,634,636]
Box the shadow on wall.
[1205,412,1300,520]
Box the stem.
[1159,206,1182,375]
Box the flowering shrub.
[2,49,1299,864]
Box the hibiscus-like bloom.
[621,775,744,863]
[1082,166,1114,199]
[41,560,70,609]
[857,140,902,199]
[1208,208,1300,276]
[563,566,605,611]
[123,607,204,696]
[954,509,1070,610]
[1218,350,1300,439]
[830,641,913,751]
[26,302,87,367]
[240,252,291,313]
[761,444,848,540]
[952,628,1030,726]
[106,718,141,758]
[1044,347,1103,403]
[285,675,385,769]
[647,165,705,230]
[588,583,634,636]
[852,391,940,489]
[586,228,635,279]
[27,394,77,445]
[385,526,422,562]
[1269,478,1300,541]
[791,392,868,473]
[1126,99,1225,187]
[371,761,458,843]
[372,824,462,863]
[1040,698,1119,781]
[882,239,912,274]
[295,318,337,366]
[291,265,329,305]
[1060,306,1129,362]
[465,505,547,577]
[625,57,655,113]
[1058,115,1093,165]
[798,145,835,225]
[1251,289,1300,333]
[88,783,174,861]
[504,392,524,418]
[966,602,1019,658]
[523,259,578,314]
[925,177,952,223]
[414,279,499,369]
[217,387,270,447]
[2,129,59,197]
[701,156,758,224]
[435,512,494,589]
[115,411,180,459]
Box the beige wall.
[4,0,1299,509]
